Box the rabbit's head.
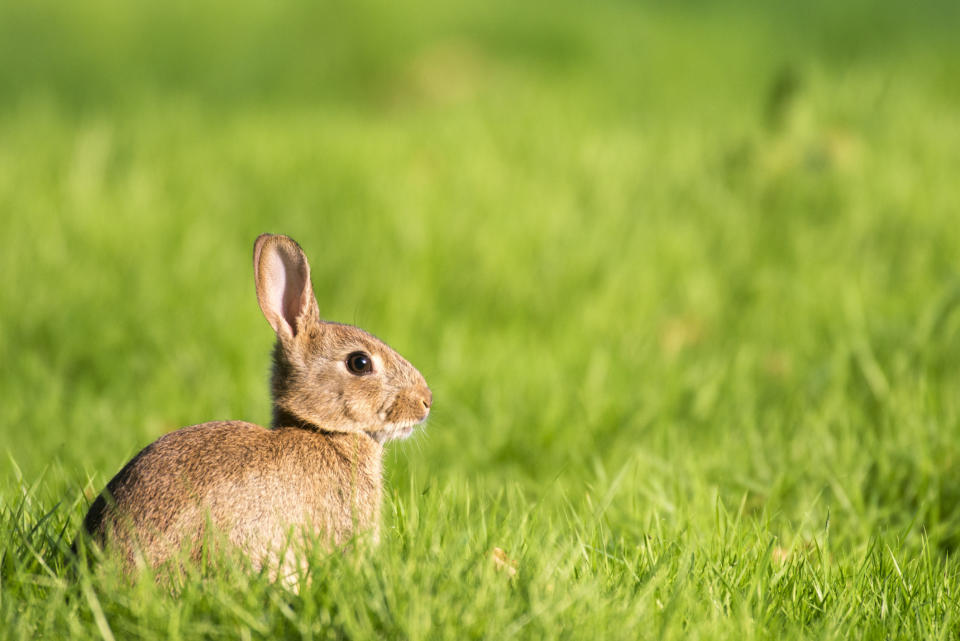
[254,234,431,443]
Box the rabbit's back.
[83,421,383,570]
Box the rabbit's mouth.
[372,392,430,443]
[367,420,422,444]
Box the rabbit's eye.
[346,351,373,375]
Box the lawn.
[2,0,960,638]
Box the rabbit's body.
[83,422,382,571]
[80,235,430,575]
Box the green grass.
[3,0,960,638]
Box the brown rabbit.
[80,234,432,576]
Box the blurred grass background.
[2,0,960,637]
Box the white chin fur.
[368,422,419,444]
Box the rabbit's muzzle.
[373,384,431,442]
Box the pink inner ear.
[263,249,305,334]
[282,267,307,331]
[263,251,288,331]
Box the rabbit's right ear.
[254,234,319,340]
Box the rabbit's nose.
[418,387,433,411]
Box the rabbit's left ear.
[254,234,319,340]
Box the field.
[3,0,960,638]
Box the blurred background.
[1,0,959,550]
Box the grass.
[2,0,960,638]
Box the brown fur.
[80,234,431,576]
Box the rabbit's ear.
[254,234,319,340]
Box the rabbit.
[79,233,432,578]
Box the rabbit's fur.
[80,234,431,575]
